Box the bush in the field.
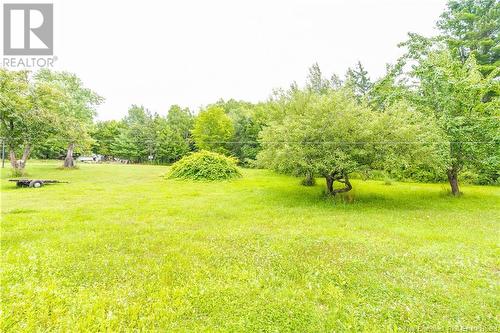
[167,151,241,181]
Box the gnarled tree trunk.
[447,168,460,196]
[9,144,31,174]
[64,143,76,168]
[19,144,31,169]
[325,172,352,196]
[326,174,334,193]
[9,149,17,168]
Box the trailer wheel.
[29,180,44,188]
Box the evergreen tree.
[437,0,500,75]
[306,62,331,94]
[345,61,373,101]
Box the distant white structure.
[77,154,102,163]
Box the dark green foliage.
[155,124,190,164]
[31,137,67,159]
[228,105,266,165]
[474,154,500,184]
[111,130,142,162]
[345,61,373,101]
[92,120,123,159]
[166,105,194,145]
[102,105,194,164]
[437,0,499,75]
[110,105,155,163]
[167,151,241,181]
[204,99,267,165]
[229,113,260,164]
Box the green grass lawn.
[1,161,499,332]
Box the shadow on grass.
[253,179,482,212]
[3,208,39,215]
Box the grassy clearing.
[1,161,499,331]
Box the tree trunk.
[9,145,31,174]
[326,175,334,193]
[9,149,17,168]
[325,172,352,196]
[64,143,76,168]
[19,144,31,169]
[332,173,352,195]
[447,168,460,196]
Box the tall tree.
[112,105,156,163]
[167,105,193,138]
[207,99,267,164]
[411,50,499,195]
[369,61,409,111]
[0,69,61,173]
[437,0,499,75]
[112,129,140,162]
[154,121,190,164]
[228,104,266,164]
[166,104,194,151]
[192,106,234,155]
[36,70,103,168]
[306,63,331,94]
[345,61,373,101]
[329,74,343,90]
[92,120,123,159]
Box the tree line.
[1,0,498,196]
[89,101,267,166]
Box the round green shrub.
[167,151,241,181]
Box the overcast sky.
[14,0,448,119]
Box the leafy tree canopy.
[258,89,446,195]
[437,0,500,75]
[192,106,234,155]
[410,50,499,192]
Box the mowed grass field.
[1,161,499,332]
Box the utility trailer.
[9,179,67,188]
